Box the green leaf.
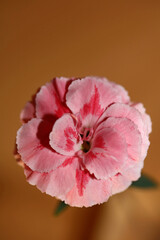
[131,174,157,188]
[54,201,68,216]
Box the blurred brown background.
[1,0,160,240]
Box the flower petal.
[65,169,112,207]
[20,101,35,123]
[97,117,142,162]
[49,114,82,156]
[121,160,144,181]
[54,77,75,102]
[98,103,143,130]
[96,117,144,182]
[17,118,66,172]
[98,103,150,161]
[36,78,70,121]
[111,160,144,194]
[111,173,132,195]
[66,77,125,128]
[24,157,78,201]
[109,81,130,103]
[132,102,152,135]
[83,128,128,179]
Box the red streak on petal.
[62,157,74,167]
[64,127,78,151]
[67,127,78,139]
[76,169,89,196]
[66,138,74,151]
[80,86,104,118]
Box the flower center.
[81,141,91,153]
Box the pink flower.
[15,77,152,207]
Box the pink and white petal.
[132,103,152,135]
[111,173,132,195]
[84,128,128,179]
[121,159,144,181]
[109,81,130,104]
[65,169,112,207]
[17,118,66,172]
[36,79,70,121]
[96,117,144,181]
[49,114,82,156]
[111,160,144,195]
[54,77,75,102]
[66,77,123,128]
[24,158,78,201]
[98,103,144,132]
[75,169,90,196]
[98,103,150,161]
[97,117,142,162]
[20,102,35,123]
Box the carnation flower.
[15,77,152,207]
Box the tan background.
[1,0,160,240]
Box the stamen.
[81,141,90,153]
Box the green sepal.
[54,201,68,216]
[131,174,157,188]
